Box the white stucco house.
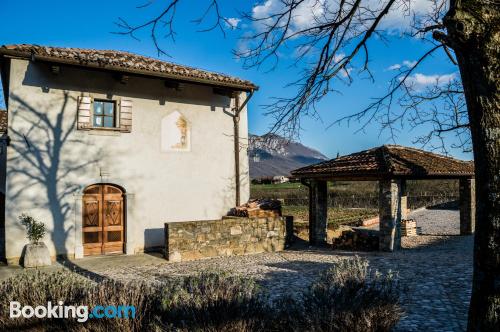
[0,44,257,264]
[272,176,290,184]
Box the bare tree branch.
[115,0,233,56]
[121,0,470,154]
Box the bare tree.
[118,0,500,329]
[334,59,470,154]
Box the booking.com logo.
[9,301,136,322]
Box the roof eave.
[292,173,384,181]
[0,50,259,92]
[292,171,475,180]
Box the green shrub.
[0,270,157,331]
[19,213,46,244]
[0,258,401,332]
[158,272,268,331]
[0,270,93,330]
[274,257,402,332]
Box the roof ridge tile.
[291,144,474,179]
[0,44,258,91]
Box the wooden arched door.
[82,184,125,256]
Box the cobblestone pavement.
[0,208,472,331]
[95,208,471,332]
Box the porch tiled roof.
[292,145,474,179]
[0,44,258,91]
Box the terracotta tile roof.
[292,145,474,179]
[0,44,258,91]
[0,110,7,134]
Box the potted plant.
[19,213,51,267]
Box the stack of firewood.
[401,219,417,236]
[228,199,282,218]
[332,228,380,251]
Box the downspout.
[233,90,254,206]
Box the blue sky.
[0,0,471,160]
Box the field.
[284,205,379,243]
[251,179,459,198]
[251,180,459,208]
[250,180,459,227]
[283,205,377,227]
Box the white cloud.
[225,17,241,30]
[252,0,326,33]
[251,0,280,31]
[388,59,418,70]
[405,72,457,90]
[252,0,276,18]
[340,67,352,78]
[402,60,418,67]
[374,0,434,31]
[293,44,316,58]
[251,0,435,34]
[291,0,325,30]
[388,64,402,70]
[235,39,250,59]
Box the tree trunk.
[444,1,500,330]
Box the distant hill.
[248,134,328,179]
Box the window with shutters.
[93,100,116,128]
[77,97,133,133]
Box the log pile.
[332,228,380,251]
[227,199,282,218]
[401,219,417,237]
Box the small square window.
[93,100,116,128]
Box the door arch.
[82,184,125,256]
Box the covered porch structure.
[291,145,475,251]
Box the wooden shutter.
[77,96,92,130]
[119,99,133,133]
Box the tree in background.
[118,1,499,329]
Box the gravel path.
[410,207,461,235]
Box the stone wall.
[165,216,292,262]
[379,179,402,252]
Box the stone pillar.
[73,194,84,259]
[400,179,409,220]
[308,180,328,245]
[378,179,402,251]
[459,178,475,235]
[124,193,136,255]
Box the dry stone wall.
[165,216,291,262]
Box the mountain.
[248,134,328,179]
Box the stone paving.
[0,208,472,331]
[410,207,462,236]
